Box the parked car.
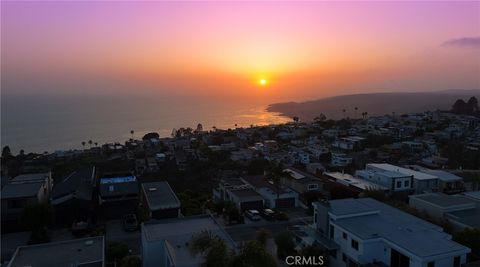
[260,208,276,221]
[245,209,261,221]
[71,218,91,236]
[123,214,138,231]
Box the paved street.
[105,220,141,256]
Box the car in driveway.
[123,214,138,231]
[245,210,261,221]
[260,209,276,221]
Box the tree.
[230,241,277,267]
[2,146,12,158]
[81,141,86,150]
[293,116,299,124]
[196,123,204,132]
[20,203,54,243]
[130,130,135,140]
[342,109,346,119]
[313,113,327,123]
[142,132,160,140]
[94,142,98,147]
[190,231,231,267]
[88,140,93,148]
[362,111,368,119]
[119,256,141,267]
[467,96,479,112]
[256,228,269,247]
[454,228,480,261]
[265,161,290,203]
[354,107,358,118]
[274,231,296,259]
[106,241,129,263]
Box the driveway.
[105,220,141,255]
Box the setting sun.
[259,79,267,86]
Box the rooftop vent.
[149,187,157,192]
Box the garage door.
[275,198,295,209]
[240,200,264,211]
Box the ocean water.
[1,94,290,154]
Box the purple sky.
[2,1,479,100]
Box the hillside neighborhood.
[1,97,480,267]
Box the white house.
[142,215,237,267]
[363,163,439,194]
[331,153,353,168]
[311,198,470,267]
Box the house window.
[453,256,460,267]
[342,253,347,262]
[427,261,435,267]
[330,225,334,239]
[343,232,348,240]
[351,239,359,250]
[396,181,402,188]
[308,184,318,190]
[404,180,410,187]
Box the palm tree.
[265,162,291,204]
[94,142,98,147]
[130,130,134,140]
[354,107,358,118]
[88,140,93,149]
[81,141,86,150]
[342,109,346,119]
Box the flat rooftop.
[141,181,181,210]
[12,172,50,182]
[410,193,475,209]
[284,169,306,180]
[8,236,104,267]
[367,163,438,180]
[143,215,236,267]
[229,188,264,201]
[1,182,43,199]
[329,198,470,258]
[327,172,387,191]
[422,170,463,182]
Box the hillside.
[267,90,480,121]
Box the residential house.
[213,178,264,211]
[7,236,105,267]
[242,176,299,209]
[282,168,324,194]
[1,172,52,224]
[142,215,237,267]
[409,192,480,231]
[331,153,353,168]
[141,181,181,220]
[311,198,470,267]
[361,163,439,194]
[51,167,96,225]
[98,174,139,218]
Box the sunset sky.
[2,1,479,101]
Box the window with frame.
[343,232,348,240]
[453,256,460,267]
[351,239,359,250]
[396,181,402,188]
[404,180,410,187]
[427,261,435,267]
[342,253,347,262]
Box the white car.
[245,209,261,221]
